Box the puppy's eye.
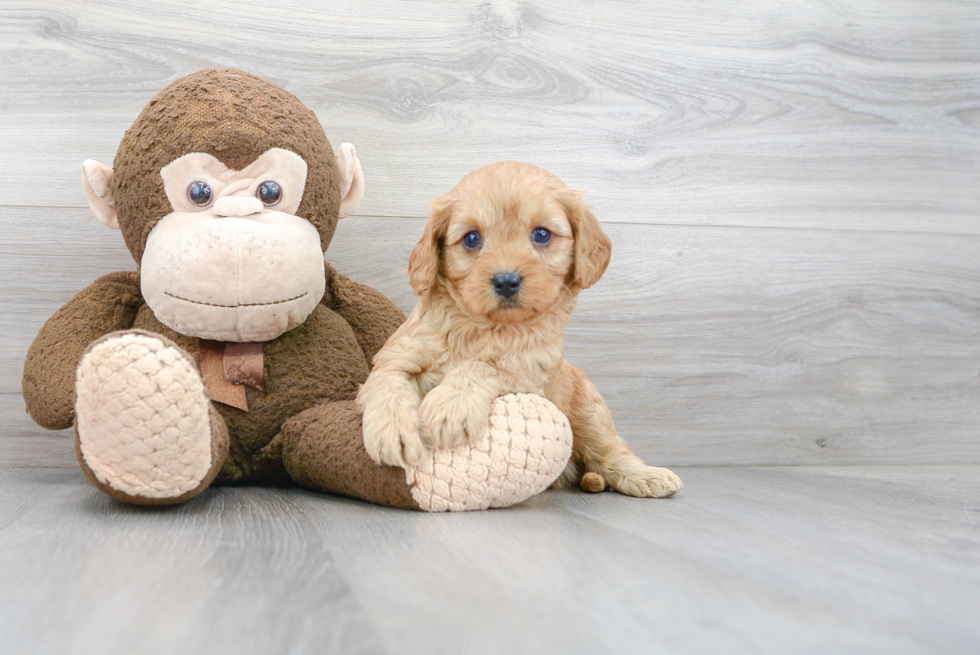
[257,181,282,206]
[187,181,213,207]
[532,227,552,245]
[462,230,482,250]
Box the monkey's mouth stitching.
[164,291,308,308]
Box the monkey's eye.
[532,227,552,245]
[187,181,213,207]
[257,181,282,206]
[462,230,482,250]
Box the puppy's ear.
[408,194,454,296]
[561,190,612,289]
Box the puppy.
[357,162,681,498]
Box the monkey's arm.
[23,271,143,430]
[323,262,405,365]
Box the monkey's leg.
[74,330,229,506]
[274,394,573,512]
[23,271,142,430]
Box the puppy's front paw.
[362,405,424,469]
[419,383,491,451]
[608,465,683,498]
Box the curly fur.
[358,162,682,498]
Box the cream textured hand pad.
[405,393,573,512]
[75,333,213,499]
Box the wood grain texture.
[3,210,978,466]
[0,0,977,232]
[1,466,977,654]
[0,469,385,655]
[1,1,978,466]
[0,395,75,468]
[3,4,979,653]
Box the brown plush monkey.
[23,69,572,511]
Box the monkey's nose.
[492,272,522,300]
[213,196,263,217]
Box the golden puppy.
[357,162,682,498]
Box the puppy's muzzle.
[492,272,522,300]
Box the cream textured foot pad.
[406,393,573,512]
[75,333,213,499]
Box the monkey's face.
[139,148,325,342]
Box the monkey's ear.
[408,194,454,297]
[81,160,119,229]
[335,143,364,219]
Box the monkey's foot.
[405,393,573,512]
[74,330,227,505]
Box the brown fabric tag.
[199,340,249,412]
[223,342,266,392]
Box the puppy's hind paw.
[609,466,683,498]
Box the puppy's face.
[409,162,612,324]
[442,185,572,323]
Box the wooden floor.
[1,464,978,654]
[2,1,979,653]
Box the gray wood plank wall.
[1,0,978,466]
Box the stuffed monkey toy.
[22,69,571,511]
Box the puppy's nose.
[492,272,522,299]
